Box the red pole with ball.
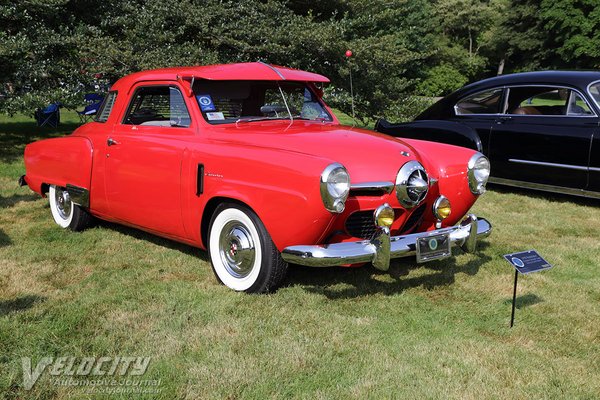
[345,50,355,122]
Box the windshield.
[192,80,333,124]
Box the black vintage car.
[376,71,600,198]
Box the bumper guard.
[281,214,492,271]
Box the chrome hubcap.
[218,221,256,278]
[55,188,72,220]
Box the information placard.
[503,250,552,274]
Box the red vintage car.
[20,62,492,293]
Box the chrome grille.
[345,211,378,239]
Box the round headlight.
[467,153,490,195]
[320,163,350,213]
[432,195,451,220]
[396,161,429,208]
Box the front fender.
[188,143,336,251]
[376,119,481,152]
[402,138,480,224]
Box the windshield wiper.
[235,116,287,124]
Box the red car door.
[104,83,195,238]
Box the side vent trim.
[196,164,204,196]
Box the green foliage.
[2,0,600,119]
[417,64,469,97]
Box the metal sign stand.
[510,269,518,328]
[503,250,553,328]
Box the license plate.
[416,233,451,263]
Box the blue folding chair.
[34,103,61,127]
[77,93,104,123]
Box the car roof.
[416,70,600,120]
[111,62,330,91]
[461,70,600,93]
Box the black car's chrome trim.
[489,177,600,199]
[508,158,600,172]
[586,80,600,112]
[455,84,598,117]
[350,181,394,194]
[65,184,90,208]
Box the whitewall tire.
[48,185,92,231]
[208,204,288,293]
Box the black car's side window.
[506,86,594,116]
[454,89,503,115]
[123,86,191,127]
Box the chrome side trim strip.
[508,158,597,171]
[258,61,286,80]
[488,177,600,199]
[66,184,90,208]
[350,181,395,194]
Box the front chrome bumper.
[281,214,492,271]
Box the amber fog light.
[433,195,451,220]
[374,203,395,228]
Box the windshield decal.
[206,112,225,121]
[197,94,216,112]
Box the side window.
[455,89,503,115]
[506,86,593,116]
[95,91,117,123]
[123,86,191,127]
[567,92,593,116]
[507,87,567,116]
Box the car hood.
[208,121,425,182]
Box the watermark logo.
[21,356,160,394]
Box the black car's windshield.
[192,80,332,124]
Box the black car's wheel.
[208,203,288,293]
[48,185,92,231]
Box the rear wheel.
[48,185,92,231]
[208,203,288,293]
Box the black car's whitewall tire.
[48,185,92,231]
[208,203,288,293]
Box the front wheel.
[208,203,288,293]
[48,185,92,231]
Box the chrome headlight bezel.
[395,161,429,209]
[320,163,350,213]
[467,153,490,195]
[432,195,451,220]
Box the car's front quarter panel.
[185,141,337,251]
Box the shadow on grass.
[488,183,599,207]
[503,293,544,309]
[0,121,80,163]
[96,220,208,261]
[0,228,10,247]
[0,295,46,316]
[0,193,39,208]
[287,245,493,299]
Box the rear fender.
[376,119,481,152]
[23,137,93,200]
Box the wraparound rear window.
[454,89,503,115]
[95,91,117,123]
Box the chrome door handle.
[495,116,512,124]
[107,138,119,146]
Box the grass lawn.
[1,111,599,399]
